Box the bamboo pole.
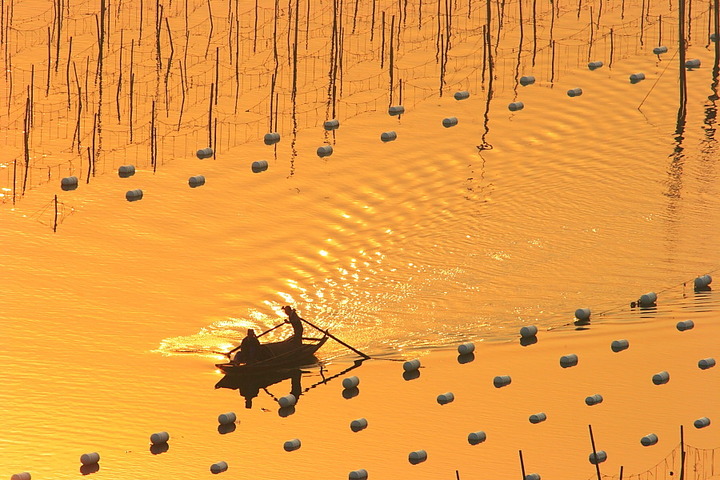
[588,425,602,480]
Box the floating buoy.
[638,292,657,307]
[342,376,360,389]
[712,33,719,42]
[403,359,421,372]
[251,160,269,173]
[454,90,470,100]
[350,418,368,432]
[575,308,591,322]
[264,132,280,145]
[694,417,711,428]
[698,358,716,370]
[520,325,538,338]
[61,176,78,187]
[641,434,659,446]
[585,394,603,406]
[283,439,301,452]
[529,412,547,424]
[493,375,512,388]
[567,88,583,97]
[468,431,487,445]
[408,450,427,465]
[630,73,646,83]
[210,461,228,474]
[653,46,669,54]
[349,469,368,479]
[317,145,333,158]
[611,339,629,352]
[188,175,205,188]
[217,412,236,425]
[388,105,405,115]
[525,473,541,480]
[150,431,170,445]
[196,147,213,159]
[652,371,670,385]
[589,451,607,464]
[676,320,694,331]
[437,392,455,405]
[560,354,579,368]
[323,119,340,130]
[11,473,31,480]
[279,394,297,408]
[508,101,524,111]
[588,61,604,70]
[380,131,397,142]
[694,274,712,290]
[125,189,143,202]
[685,59,701,69]
[520,75,536,86]
[80,452,100,466]
[118,165,135,177]
[457,342,475,355]
[442,117,459,128]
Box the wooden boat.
[215,335,328,374]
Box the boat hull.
[215,336,328,374]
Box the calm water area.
[1,0,719,478]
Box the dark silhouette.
[282,306,304,344]
[234,329,260,364]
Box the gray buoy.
[442,117,459,128]
[283,439,301,452]
[698,358,716,370]
[520,325,538,338]
[575,308,591,322]
[611,339,629,352]
[403,359,421,372]
[712,33,719,42]
[437,392,454,405]
[638,292,657,307]
[641,434,658,446]
[529,412,547,424]
[454,91,470,100]
[630,73,646,83]
[210,461,228,474]
[80,452,100,466]
[196,147,213,159]
[350,418,368,432]
[525,473,541,480]
[520,75,536,86]
[342,376,360,389]
[408,450,427,464]
[11,473,31,480]
[676,320,694,331]
[589,451,607,464]
[694,417,711,428]
[323,119,340,130]
[251,160,269,173]
[560,354,579,368]
[685,59,701,69]
[218,412,236,425]
[694,274,712,290]
[349,469,368,479]
[61,176,79,187]
[585,394,603,406]
[125,189,143,202]
[150,431,170,445]
[652,371,670,385]
[653,46,668,54]
[317,145,334,158]
[588,61,603,70]
[493,375,512,388]
[278,394,297,408]
[188,175,205,188]
[118,165,135,177]
[263,132,280,145]
[457,342,475,355]
[388,105,405,116]
[381,131,397,142]
[468,431,487,445]
[508,102,524,111]
[567,88,583,97]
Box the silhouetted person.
[282,306,304,345]
[234,329,260,364]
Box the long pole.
[588,425,602,480]
[298,315,370,359]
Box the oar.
[298,316,371,360]
[224,323,285,358]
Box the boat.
[215,335,328,374]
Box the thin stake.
[518,450,526,479]
[46,27,51,95]
[588,425,602,480]
[53,195,58,232]
[208,82,214,147]
[679,425,686,480]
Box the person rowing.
[233,328,261,364]
[282,305,304,345]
